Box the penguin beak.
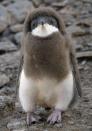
[39,19,46,27]
[41,21,45,26]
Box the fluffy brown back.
[22,7,71,80]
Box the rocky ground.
[0,0,92,131]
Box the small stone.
[64,112,71,117]
[44,0,64,5]
[0,40,17,52]
[66,25,88,36]
[75,44,83,51]
[81,60,87,66]
[36,106,46,114]
[0,74,9,87]
[1,0,13,6]
[15,102,23,112]
[14,32,23,45]
[7,119,26,130]
[68,120,74,125]
[90,27,92,34]
[55,123,62,128]
[0,5,7,22]
[0,5,8,32]
[13,129,26,131]
[0,95,14,111]
[6,0,33,24]
[82,0,92,2]
[84,66,89,70]
[87,43,92,47]
[52,0,69,8]
[32,0,43,7]
[0,86,15,95]
[32,0,64,7]
[77,18,92,27]
[78,65,84,70]
[0,20,7,33]
[10,24,23,33]
[0,51,20,72]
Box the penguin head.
[30,15,59,37]
[24,7,66,38]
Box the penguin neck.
[24,32,70,80]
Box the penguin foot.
[47,109,62,124]
[27,112,40,126]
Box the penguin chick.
[19,7,82,125]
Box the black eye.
[49,18,54,25]
[48,17,58,27]
[31,20,37,31]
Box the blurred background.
[0,0,92,131]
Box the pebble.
[0,5,8,32]
[10,24,23,33]
[6,0,33,24]
[0,95,13,111]
[7,119,26,130]
[81,60,87,66]
[55,123,63,128]
[0,51,20,71]
[0,5,7,22]
[0,73,9,87]
[75,44,83,51]
[0,20,8,33]
[0,40,17,52]
[68,120,74,125]
[32,0,64,7]
[44,0,64,5]
[15,102,23,112]
[13,129,27,131]
[66,25,86,36]
[14,32,23,45]
[1,0,13,6]
[32,0,43,7]
[87,43,92,47]
[52,0,69,8]
[0,86,15,95]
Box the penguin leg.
[47,72,74,124]
[27,112,40,125]
[47,109,62,124]
[19,70,38,125]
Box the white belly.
[36,78,58,107]
[19,69,74,112]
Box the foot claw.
[27,113,39,126]
[47,109,62,124]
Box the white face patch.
[31,23,59,37]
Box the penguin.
[18,7,82,125]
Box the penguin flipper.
[16,52,24,99]
[70,45,82,97]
